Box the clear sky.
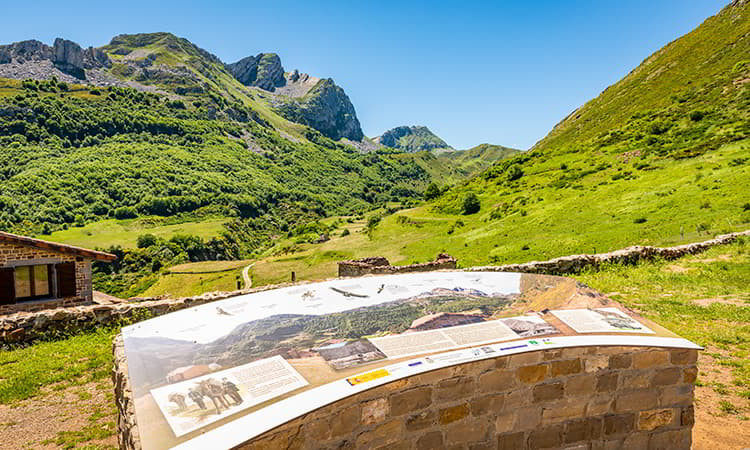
[0,0,728,149]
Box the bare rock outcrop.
[225,53,286,91]
[0,37,111,80]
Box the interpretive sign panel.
[551,307,655,334]
[121,271,672,449]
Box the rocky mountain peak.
[226,53,285,91]
[0,37,111,79]
[375,126,453,152]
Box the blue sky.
[0,0,727,149]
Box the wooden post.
[236,276,241,290]
[291,272,296,282]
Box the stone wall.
[0,242,92,315]
[0,283,296,345]
[112,341,698,449]
[338,253,457,277]
[471,230,750,275]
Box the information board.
[121,271,683,450]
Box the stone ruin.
[338,253,457,277]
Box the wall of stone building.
[0,242,92,314]
[338,254,458,278]
[112,341,697,450]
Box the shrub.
[341,229,350,237]
[634,217,647,224]
[423,182,441,200]
[743,203,750,212]
[506,165,524,182]
[137,234,159,248]
[113,206,137,219]
[462,193,481,215]
[689,110,706,121]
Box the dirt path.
[0,381,117,449]
[692,350,750,450]
[242,263,255,289]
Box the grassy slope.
[43,217,228,249]
[437,144,521,179]
[247,1,750,280]
[142,259,253,297]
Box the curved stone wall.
[113,339,697,450]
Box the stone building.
[0,231,116,314]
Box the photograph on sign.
[551,307,655,334]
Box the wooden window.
[11,264,55,302]
[0,268,14,305]
[56,262,77,297]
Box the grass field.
[42,217,229,249]
[142,259,253,298]
[248,139,750,286]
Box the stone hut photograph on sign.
[0,231,116,314]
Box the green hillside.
[248,0,750,280]
[375,125,453,152]
[437,143,520,178]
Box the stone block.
[497,432,525,450]
[477,369,515,393]
[436,376,476,402]
[608,353,631,370]
[406,410,436,431]
[603,413,635,436]
[331,405,359,437]
[587,395,614,416]
[648,428,691,450]
[564,417,602,444]
[416,431,443,450]
[596,372,618,392]
[651,367,682,386]
[528,423,564,449]
[669,349,698,365]
[549,358,582,377]
[565,373,596,397]
[637,408,677,431]
[440,403,470,425]
[355,420,401,448]
[533,382,564,403]
[614,389,658,412]
[584,355,609,373]
[659,384,693,408]
[518,364,548,383]
[541,398,587,424]
[495,411,516,433]
[508,351,543,368]
[470,392,504,416]
[444,418,491,445]
[390,387,432,416]
[515,405,541,431]
[361,398,389,425]
[632,350,669,369]
[504,386,532,409]
[303,419,330,441]
[682,367,698,384]
[619,370,651,390]
[681,405,694,426]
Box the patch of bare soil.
[692,349,750,450]
[665,264,692,273]
[693,295,749,307]
[0,381,116,450]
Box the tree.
[137,234,159,249]
[462,193,480,215]
[423,182,441,201]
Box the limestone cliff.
[273,78,364,141]
[225,53,285,91]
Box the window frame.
[13,264,54,301]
